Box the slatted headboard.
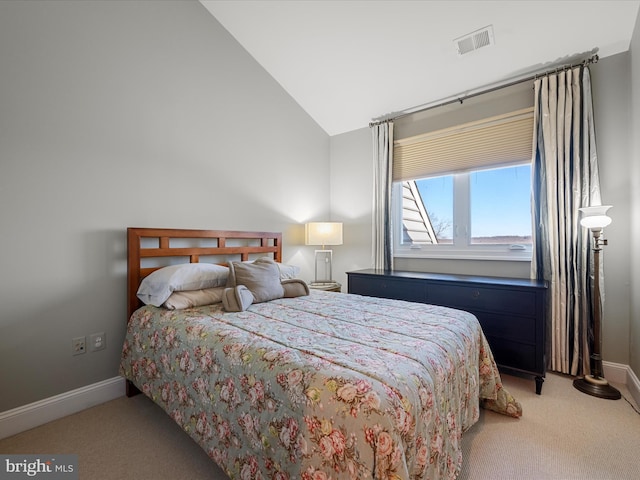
[127,228,282,319]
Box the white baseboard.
[603,361,640,406]
[602,361,628,384]
[0,377,125,440]
[623,365,640,407]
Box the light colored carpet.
[458,373,639,480]
[1,373,638,479]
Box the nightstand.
[309,282,342,293]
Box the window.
[469,165,531,245]
[392,108,534,261]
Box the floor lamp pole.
[573,228,621,400]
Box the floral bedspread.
[120,290,521,480]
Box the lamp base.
[573,375,621,400]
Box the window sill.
[394,250,532,262]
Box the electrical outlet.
[72,336,86,355]
[89,332,106,352]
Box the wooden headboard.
[127,228,282,319]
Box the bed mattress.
[120,290,520,480]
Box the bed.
[120,228,521,480]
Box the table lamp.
[305,222,343,286]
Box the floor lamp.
[573,205,621,400]
[305,222,343,286]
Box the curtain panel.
[372,122,394,271]
[531,66,603,376]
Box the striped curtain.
[372,122,394,271]
[531,66,603,376]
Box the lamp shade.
[579,205,612,230]
[305,222,343,246]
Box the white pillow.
[137,263,229,307]
[277,263,301,279]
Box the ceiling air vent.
[454,25,495,56]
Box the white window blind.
[393,107,534,181]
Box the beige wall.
[0,0,329,411]
[590,53,632,367]
[329,127,373,281]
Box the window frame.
[392,163,533,262]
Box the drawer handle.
[471,290,481,299]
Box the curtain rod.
[369,54,599,127]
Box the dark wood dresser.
[347,269,547,394]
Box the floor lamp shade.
[579,205,612,230]
[305,222,343,284]
[573,205,620,400]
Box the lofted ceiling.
[201,1,640,136]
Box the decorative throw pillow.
[227,257,285,303]
[241,261,300,279]
[222,257,309,312]
[221,285,255,313]
[282,279,310,297]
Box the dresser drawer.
[348,276,427,303]
[427,284,536,316]
[486,335,537,373]
[474,312,535,343]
